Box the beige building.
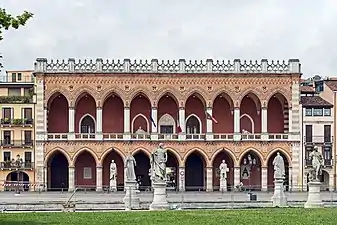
[0,70,35,191]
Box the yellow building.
[0,70,35,191]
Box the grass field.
[0,208,336,225]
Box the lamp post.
[15,154,23,195]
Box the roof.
[300,86,315,93]
[301,96,333,107]
[325,80,337,91]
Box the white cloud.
[1,0,337,77]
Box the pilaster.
[178,167,185,191]
[96,107,103,140]
[68,166,75,192]
[68,107,75,140]
[96,166,103,192]
[261,167,268,191]
[206,167,213,192]
[234,167,240,186]
[205,107,213,141]
[233,107,241,141]
[178,107,186,140]
[123,107,131,139]
[150,107,158,140]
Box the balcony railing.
[304,136,333,144]
[0,118,34,126]
[0,140,34,147]
[0,96,33,104]
[0,161,34,170]
[46,132,292,141]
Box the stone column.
[124,107,131,139]
[178,167,185,191]
[233,107,241,141]
[96,107,103,140]
[205,107,213,141]
[234,167,240,186]
[96,165,103,192]
[261,167,268,191]
[43,108,48,140]
[68,107,75,140]
[178,107,186,140]
[206,167,213,192]
[68,166,75,192]
[261,107,268,140]
[151,107,158,140]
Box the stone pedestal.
[304,181,324,208]
[123,180,140,210]
[220,179,227,192]
[149,181,169,210]
[271,178,287,207]
[110,179,117,192]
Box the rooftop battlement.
[34,58,301,74]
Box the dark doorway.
[48,151,69,191]
[5,171,30,191]
[185,152,205,191]
[134,151,150,191]
[267,152,289,191]
[166,151,179,191]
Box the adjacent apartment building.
[0,70,35,191]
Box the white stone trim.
[131,113,149,133]
[78,113,96,133]
[240,113,255,133]
[185,113,202,134]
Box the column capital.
[234,107,240,110]
[69,107,75,110]
[179,107,185,110]
[96,165,103,169]
[206,106,212,111]
[261,106,267,110]
[151,106,157,110]
[124,106,130,110]
[96,107,102,110]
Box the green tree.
[0,8,33,41]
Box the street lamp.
[15,154,23,195]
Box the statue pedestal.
[304,181,324,208]
[271,178,287,207]
[149,181,169,210]
[220,179,227,192]
[123,180,140,210]
[110,179,117,192]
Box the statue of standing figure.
[110,160,117,180]
[273,152,285,179]
[150,143,167,183]
[125,155,137,182]
[219,160,229,180]
[309,146,324,182]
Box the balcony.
[0,118,34,127]
[0,140,34,148]
[0,96,32,104]
[304,136,333,145]
[0,161,34,170]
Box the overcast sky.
[1,0,337,77]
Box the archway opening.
[186,115,200,134]
[185,151,206,191]
[212,150,234,191]
[47,93,69,133]
[267,151,289,191]
[166,151,179,191]
[240,93,261,133]
[130,93,151,133]
[102,93,124,133]
[47,151,69,191]
[132,114,149,133]
[80,115,95,133]
[74,151,97,190]
[133,151,150,191]
[158,93,179,134]
[267,93,288,133]
[74,93,96,133]
[102,149,124,191]
[320,170,329,191]
[240,151,261,191]
[5,171,30,192]
[213,93,234,133]
[185,93,206,133]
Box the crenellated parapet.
[34,58,301,74]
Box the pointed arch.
[46,90,71,108]
[211,90,234,109]
[210,147,238,167]
[72,87,98,108]
[100,147,126,164]
[183,148,209,166]
[128,89,152,105]
[156,89,180,107]
[240,113,255,133]
[184,90,207,107]
[131,148,151,158]
[185,113,202,133]
[265,148,292,167]
[158,113,176,132]
[100,88,126,107]
[165,147,183,166]
[265,89,290,105]
[72,148,99,165]
[45,148,72,166]
[238,89,262,109]
[78,113,96,133]
[131,113,149,133]
[238,147,264,165]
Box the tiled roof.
[300,96,333,107]
[300,86,315,93]
[325,80,337,91]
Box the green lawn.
[0,208,336,225]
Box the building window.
[24,131,32,145]
[323,108,331,116]
[24,88,30,96]
[8,88,21,96]
[305,108,312,116]
[23,108,33,121]
[11,73,16,82]
[3,151,11,162]
[160,125,173,134]
[17,73,22,81]
[2,107,12,122]
[3,131,11,145]
[24,152,32,168]
[313,108,323,116]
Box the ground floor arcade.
[40,141,298,192]
[0,170,34,191]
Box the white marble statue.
[110,160,117,180]
[150,143,167,183]
[219,160,229,180]
[273,152,285,179]
[309,146,324,182]
[125,155,137,181]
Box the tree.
[0,8,33,41]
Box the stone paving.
[0,191,336,204]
